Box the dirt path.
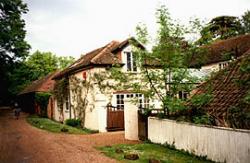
[0,108,138,163]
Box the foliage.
[0,0,30,104]
[35,92,51,117]
[190,93,213,109]
[25,51,75,80]
[65,118,81,127]
[26,115,88,134]
[197,16,242,45]
[227,105,250,129]
[193,114,213,125]
[57,56,75,69]
[6,51,75,99]
[53,78,69,111]
[0,0,30,61]
[69,75,93,127]
[97,143,214,163]
[241,10,250,34]
[26,51,58,79]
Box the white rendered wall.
[124,100,139,140]
[148,117,250,163]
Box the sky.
[23,0,250,58]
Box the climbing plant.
[53,78,69,121]
[69,75,93,127]
[35,92,52,117]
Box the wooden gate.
[106,104,124,131]
[138,110,148,140]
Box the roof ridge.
[91,40,120,63]
[68,46,106,68]
[207,34,250,47]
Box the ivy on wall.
[35,92,51,117]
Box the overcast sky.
[23,0,250,58]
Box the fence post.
[124,99,139,140]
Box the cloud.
[23,0,250,58]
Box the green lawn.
[26,115,96,134]
[98,143,214,163]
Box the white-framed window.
[116,94,124,110]
[126,93,150,109]
[219,62,228,70]
[125,51,137,72]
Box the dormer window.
[125,52,137,72]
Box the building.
[18,72,58,115]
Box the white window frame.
[124,51,137,72]
[116,94,124,110]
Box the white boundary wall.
[148,117,250,163]
[124,100,139,140]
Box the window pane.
[126,52,131,71]
[133,54,137,72]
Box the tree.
[241,10,250,34]
[9,51,75,96]
[198,16,242,45]
[95,5,200,116]
[57,56,75,69]
[26,51,58,80]
[0,0,30,104]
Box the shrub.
[65,118,81,127]
[35,92,51,117]
[61,126,69,132]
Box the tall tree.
[57,56,75,69]
[0,0,30,104]
[9,51,75,95]
[241,10,250,34]
[198,16,242,45]
[26,51,58,80]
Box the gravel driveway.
[0,108,138,163]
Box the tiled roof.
[53,37,141,79]
[191,49,250,128]
[19,71,59,95]
[190,34,250,67]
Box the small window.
[125,52,137,72]
[219,63,222,70]
[137,94,149,109]
[116,94,124,110]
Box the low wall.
[148,117,250,163]
[124,100,139,140]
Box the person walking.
[14,102,21,120]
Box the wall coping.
[149,116,250,134]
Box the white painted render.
[201,60,229,72]
[148,117,250,163]
[124,99,139,140]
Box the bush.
[61,127,69,132]
[65,118,81,127]
[35,92,51,117]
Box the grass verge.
[26,115,97,134]
[97,143,214,163]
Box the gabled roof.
[53,37,142,79]
[190,34,250,67]
[192,49,250,128]
[19,71,59,95]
